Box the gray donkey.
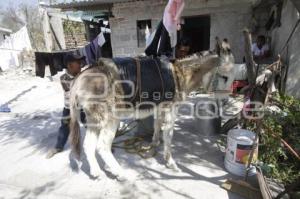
[69,39,235,180]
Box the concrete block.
[119,34,131,42]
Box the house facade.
[50,0,256,63]
[268,0,300,97]
[109,0,255,63]
[49,0,300,98]
[250,0,300,97]
[0,27,12,44]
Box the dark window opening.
[137,20,152,48]
[179,15,211,53]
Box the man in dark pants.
[47,54,86,159]
[145,20,173,58]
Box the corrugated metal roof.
[52,0,132,4]
[49,0,135,10]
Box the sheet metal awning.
[48,0,135,11]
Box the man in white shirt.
[252,35,270,60]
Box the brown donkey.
[69,39,235,181]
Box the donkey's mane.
[176,51,218,68]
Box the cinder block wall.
[109,0,253,63]
[110,0,165,57]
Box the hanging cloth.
[84,32,105,64]
[163,0,185,47]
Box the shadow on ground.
[0,110,62,155]
[0,108,244,199]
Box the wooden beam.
[256,168,273,199]
[243,29,256,86]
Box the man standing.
[252,35,270,61]
[47,54,86,159]
[176,38,191,59]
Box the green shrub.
[259,93,300,184]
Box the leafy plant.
[258,93,300,185]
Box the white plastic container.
[234,64,248,80]
[187,94,221,136]
[224,129,257,176]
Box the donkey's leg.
[97,119,125,180]
[162,111,181,172]
[84,127,104,178]
[152,117,162,147]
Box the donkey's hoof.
[115,170,133,182]
[151,140,160,147]
[90,168,103,179]
[166,163,181,173]
[173,166,182,173]
[116,174,128,182]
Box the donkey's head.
[175,38,235,93]
[213,38,235,92]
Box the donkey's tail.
[69,92,81,159]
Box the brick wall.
[109,0,254,63]
[65,33,88,48]
[63,20,88,49]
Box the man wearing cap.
[47,54,86,158]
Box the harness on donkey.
[111,56,176,158]
[112,57,176,108]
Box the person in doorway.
[252,35,270,60]
[176,37,191,59]
[46,54,86,159]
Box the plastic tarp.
[0,26,32,71]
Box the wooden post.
[48,12,66,50]
[245,119,260,181]
[41,7,53,52]
[243,28,268,177]
[243,29,256,86]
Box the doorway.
[84,17,113,58]
[180,15,211,53]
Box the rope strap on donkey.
[112,120,157,159]
[111,57,169,159]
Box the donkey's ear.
[214,37,221,55]
[221,38,231,52]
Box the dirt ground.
[0,69,245,199]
